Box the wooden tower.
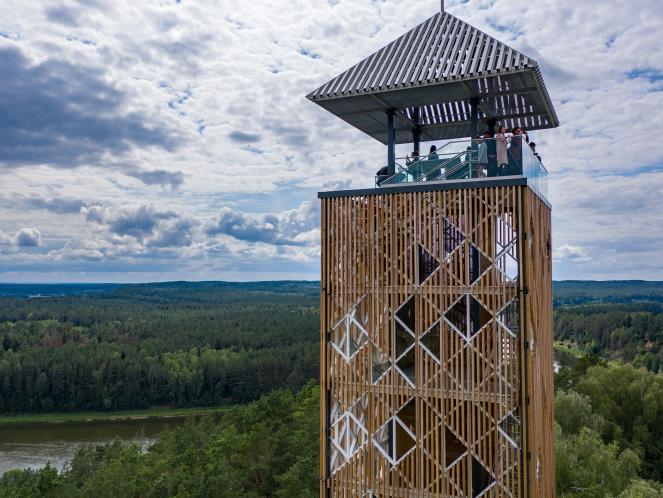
[310,7,557,498]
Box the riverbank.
[0,405,230,426]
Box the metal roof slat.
[446,22,468,78]
[497,46,511,71]
[423,14,454,81]
[450,23,474,78]
[346,52,380,94]
[349,51,383,94]
[402,14,439,86]
[410,13,445,84]
[325,60,356,97]
[372,34,408,91]
[467,31,485,76]
[327,69,353,97]
[483,37,499,73]
[462,25,481,77]
[418,12,451,83]
[377,26,416,89]
[513,50,521,68]
[476,33,492,75]
[335,59,368,97]
[441,16,468,79]
[357,38,398,94]
[393,15,432,87]
[434,15,462,80]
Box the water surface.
[0,417,187,475]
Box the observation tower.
[309,5,556,497]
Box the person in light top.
[496,126,508,174]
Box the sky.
[0,0,662,283]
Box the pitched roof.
[307,11,559,144]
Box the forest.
[1,280,663,497]
[0,282,319,412]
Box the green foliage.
[555,390,605,435]
[575,365,663,481]
[553,281,663,306]
[556,425,640,498]
[555,360,663,496]
[618,480,663,498]
[0,282,319,413]
[0,383,320,498]
[0,465,61,498]
[554,304,663,372]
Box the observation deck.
[375,136,549,205]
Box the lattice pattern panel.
[321,186,553,498]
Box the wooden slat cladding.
[320,185,553,498]
[521,189,555,498]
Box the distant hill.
[553,280,663,305]
[0,283,121,298]
[2,279,663,304]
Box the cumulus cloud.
[554,244,592,264]
[82,205,198,247]
[0,228,43,248]
[15,228,43,247]
[206,201,318,246]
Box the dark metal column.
[469,97,480,138]
[486,118,497,136]
[412,107,421,158]
[387,109,396,176]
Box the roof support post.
[469,97,480,138]
[486,118,497,136]
[469,97,480,179]
[412,107,421,157]
[387,109,396,176]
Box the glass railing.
[376,136,549,203]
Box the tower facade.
[319,182,553,497]
[311,8,557,498]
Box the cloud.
[0,228,43,248]
[0,230,14,246]
[206,201,318,246]
[2,0,663,281]
[148,218,199,248]
[21,196,89,214]
[554,244,591,263]
[45,6,80,27]
[126,169,185,190]
[0,46,179,169]
[82,204,198,247]
[228,131,262,143]
[15,228,43,247]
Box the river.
[0,417,188,475]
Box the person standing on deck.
[496,126,508,175]
[475,135,488,177]
[509,127,525,175]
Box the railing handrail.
[377,135,546,187]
